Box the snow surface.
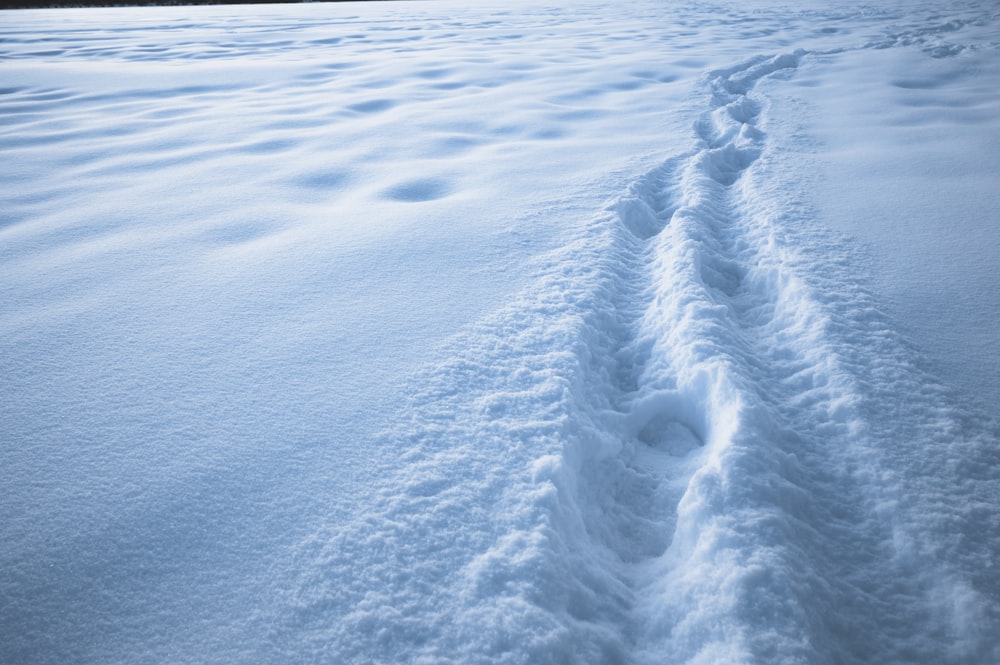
[2,1,999,663]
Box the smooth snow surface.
[2,1,999,663]
[787,46,1000,414]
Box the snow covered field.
[2,1,999,663]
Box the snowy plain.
[1,0,999,663]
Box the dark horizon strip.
[0,0,388,9]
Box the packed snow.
[1,1,998,663]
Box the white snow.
[1,1,998,663]
[784,44,1000,413]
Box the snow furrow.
[625,42,999,663]
[618,48,998,663]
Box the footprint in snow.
[382,177,451,202]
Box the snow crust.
[2,1,998,663]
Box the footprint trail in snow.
[285,36,999,665]
[4,2,997,664]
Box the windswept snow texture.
[2,1,999,664]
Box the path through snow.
[2,1,998,664]
[284,20,1000,665]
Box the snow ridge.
[283,43,999,665]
